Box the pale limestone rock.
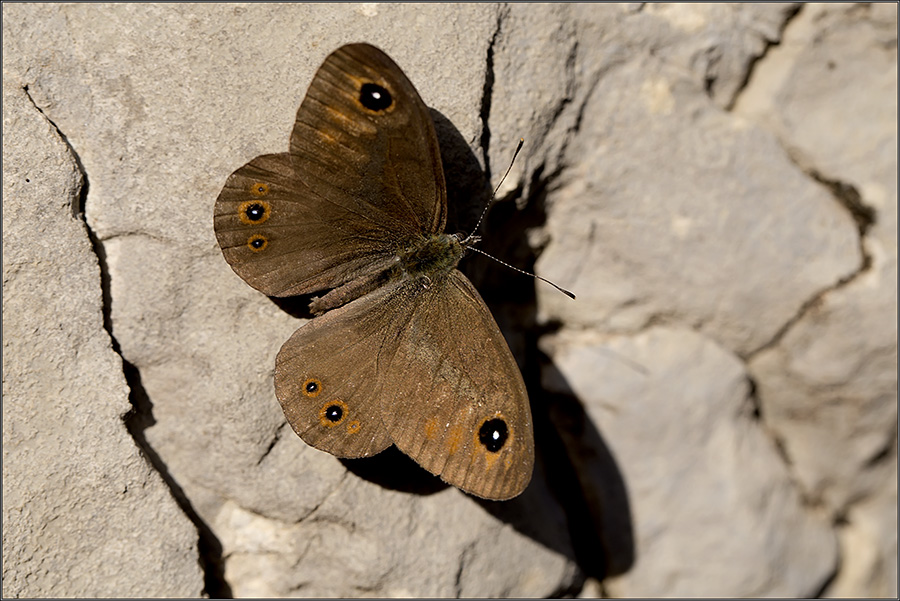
[542,327,837,596]
[734,4,897,596]
[533,51,861,355]
[215,477,577,597]
[826,468,898,598]
[1,79,203,596]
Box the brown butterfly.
[213,43,533,500]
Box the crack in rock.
[478,7,506,180]
[806,169,877,237]
[724,3,803,111]
[256,421,287,466]
[21,84,232,598]
[746,162,876,361]
[21,85,88,219]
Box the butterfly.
[213,43,533,500]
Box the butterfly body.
[393,233,465,279]
[215,44,534,500]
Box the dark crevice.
[22,85,88,218]
[478,9,505,181]
[23,85,231,598]
[744,377,801,486]
[808,169,877,237]
[744,375,763,420]
[725,3,803,111]
[123,363,233,598]
[864,423,897,469]
[256,422,285,466]
[809,560,840,598]
[453,542,473,597]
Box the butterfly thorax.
[395,233,464,280]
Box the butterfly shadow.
[434,124,636,582]
[468,331,636,584]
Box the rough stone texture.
[3,3,895,598]
[214,476,576,597]
[1,80,203,596]
[735,4,898,596]
[542,327,837,596]
[531,5,862,356]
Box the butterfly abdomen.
[396,233,464,280]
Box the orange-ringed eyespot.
[250,182,269,196]
[247,234,268,252]
[302,378,322,397]
[478,418,509,453]
[360,83,392,111]
[245,203,265,221]
[238,200,270,225]
[319,400,348,428]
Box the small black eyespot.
[360,83,392,111]
[478,418,509,453]
[324,404,343,423]
[245,203,266,221]
[247,234,268,252]
[302,378,322,397]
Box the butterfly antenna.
[461,138,575,300]
[463,138,525,245]
[466,246,576,299]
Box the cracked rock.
[736,4,897,596]
[2,79,203,596]
[2,3,894,598]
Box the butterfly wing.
[273,280,407,458]
[380,270,534,500]
[214,43,446,298]
[274,269,534,498]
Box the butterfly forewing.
[214,153,399,296]
[291,44,447,237]
[214,44,446,299]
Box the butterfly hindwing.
[273,281,409,458]
[378,271,534,500]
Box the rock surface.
[2,77,203,596]
[542,327,838,596]
[3,3,895,598]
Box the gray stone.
[542,327,837,596]
[3,2,894,597]
[1,79,203,596]
[826,468,898,598]
[215,475,576,597]
[736,5,897,595]
[531,39,861,355]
